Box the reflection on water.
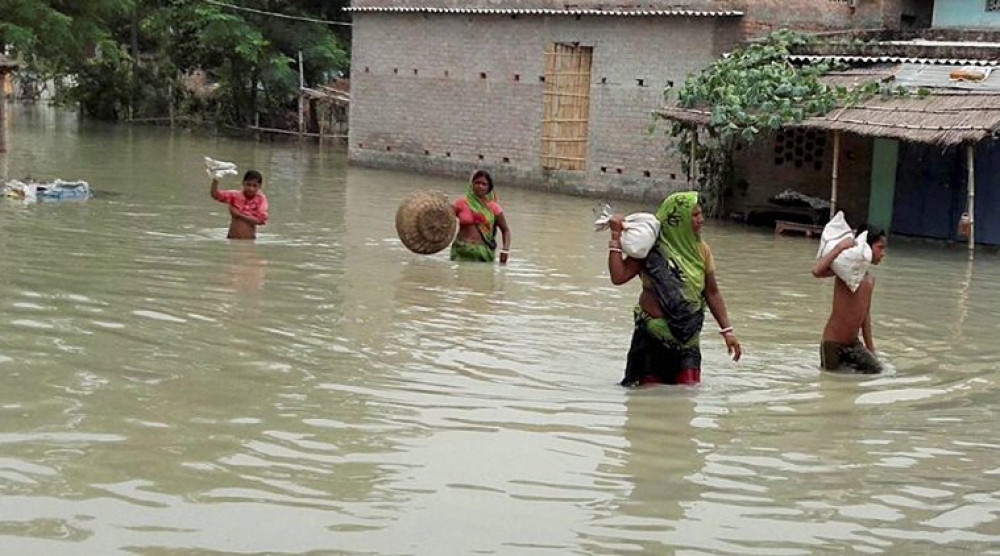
[0,106,999,553]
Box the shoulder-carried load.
[817,211,872,292]
[396,189,458,255]
[594,204,661,259]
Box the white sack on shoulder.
[205,157,238,179]
[817,211,853,258]
[817,212,872,292]
[621,213,660,258]
[593,206,661,259]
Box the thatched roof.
[0,55,19,72]
[302,86,350,105]
[658,64,1000,146]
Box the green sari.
[640,191,708,347]
[622,191,707,385]
[450,184,498,262]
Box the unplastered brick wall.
[349,13,735,200]
[731,131,873,224]
[739,0,897,36]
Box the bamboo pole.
[0,75,6,154]
[168,83,174,127]
[689,127,697,186]
[967,144,976,252]
[248,125,346,139]
[297,51,305,138]
[541,43,555,169]
[830,130,842,219]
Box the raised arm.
[812,237,854,278]
[608,215,642,285]
[210,178,221,201]
[705,272,741,361]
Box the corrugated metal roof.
[819,64,899,88]
[345,6,743,16]
[893,63,1000,92]
[788,54,1000,67]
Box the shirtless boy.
[812,226,888,373]
[210,170,269,240]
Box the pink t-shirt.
[215,190,269,224]
[454,197,502,225]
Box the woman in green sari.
[607,191,741,386]
[451,170,512,264]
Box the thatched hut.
[659,59,1000,249]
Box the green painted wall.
[934,0,1000,28]
[868,138,899,230]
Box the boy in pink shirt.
[210,170,268,239]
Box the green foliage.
[0,0,133,74]
[662,29,916,215]
[1,0,350,125]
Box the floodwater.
[1,106,999,554]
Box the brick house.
[661,3,1000,248]
[346,0,933,201]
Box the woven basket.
[395,189,457,254]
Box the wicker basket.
[395,189,457,254]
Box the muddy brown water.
[1,106,998,553]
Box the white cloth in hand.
[205,157,238,179]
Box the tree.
[137,0,348,125]
[0,0,350,125]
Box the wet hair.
[471,169,494,193]
[858,224,886,246]
[243,170,263,184]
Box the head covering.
[654,191,706,304]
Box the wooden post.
[830,130,842,219]
[689,126,698,186]
[0,73,6,154]
[967,144,976,252]
[168,83,174,127]
[297,51,305,138]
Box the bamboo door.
[541,43,593,171]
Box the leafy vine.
[662,29,925,216]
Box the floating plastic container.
[36,180,91,200]
[2,179,91,202]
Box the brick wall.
[349,13,740,200]
[731,130,873,225]
[349,0,910,32]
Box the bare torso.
[227,218,257,240]
[639,284,663,317]
[822,274,874,343]
[455,223,483,244]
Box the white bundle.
[594,204,661,259]
[1,179,38,202]
[205,157,238,179]
[817,211,872,292]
